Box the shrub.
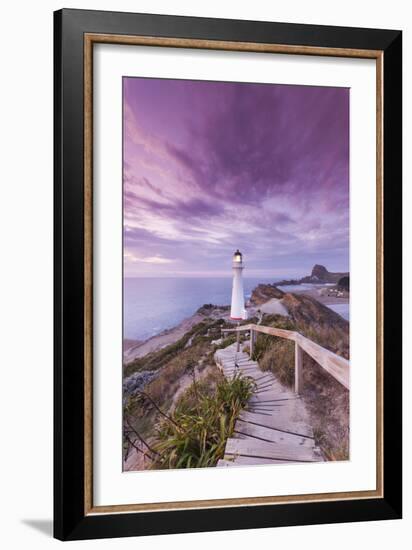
[259,338,295,387]
[251,334,272,361]
[151,373,255,469]
[124,319,226,378]
[242,343,250,355]
[214,334,236,349]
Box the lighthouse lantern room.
[230,249,247,320]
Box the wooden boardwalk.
[215,343,323,467]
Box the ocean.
[123,277,350,341]
[123,277,274,340]
[326,303,350,321]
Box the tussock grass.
[214,334,237,349]
[258,338,295,387]
[250,306,349,461]
[151,373,255,469]
[123,319,232,457]
[124,319,226,378]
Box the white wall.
[0,1,409,548]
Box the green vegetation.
[255,336,295,387]
[124,318,226,378]
[250,312,349,390]
[123,317,238,463]
[214,332,249,350]
[123,292,351,468]
[251,316,295,386]
[151,372,255,469]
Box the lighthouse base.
[229,309,248,321]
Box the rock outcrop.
[282,292,348,333]
[275,264,349,286]
[250,284,285,305]
[123,370,158,398]
[301,264,348,284]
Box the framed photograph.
[54,9,402,540]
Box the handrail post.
[219,323,349,389]
[295,340,303,394]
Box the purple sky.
[123,77,349,278]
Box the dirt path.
[169,363,216,412]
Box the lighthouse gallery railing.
[221,323,349,394]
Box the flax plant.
[152,373,255,469]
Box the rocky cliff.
[250,284,284,305]
[276,264,349,286]
[250,284,348,338]
[301,264,348,284]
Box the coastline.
[123,285,349,364]
[123,305,231,365]
[290,287,349,306]
[123,282,350,470]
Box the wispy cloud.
[124,251,174,264]
[123,78,349,278]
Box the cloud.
[123,78,349,277]
[124,251,174,264]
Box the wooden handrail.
[295,333,349,389]
[221,323,349,390]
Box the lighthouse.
[230,250,248,320]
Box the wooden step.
[223,364,259,371]
[223,362,259,369]
[255,377,277,386]
[239,411,314,439]
[255,382,276,390]
[252,391,294,401]
[217,344,321,466]
[224,455,294,466]
[234,419,315,447]
[249,397,293,405]
[221,357,250,362]
[254,369,276,380]
[248,402,291,407]
[216,459,237,467]
[247,402,288,408]
[223,363,259,370]
[224,370,262,378]
[245,407,286,414]
[225,438,320,462]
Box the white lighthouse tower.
[230,250,248,320]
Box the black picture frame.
[54,8,402,541]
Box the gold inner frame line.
[83,33,384,515]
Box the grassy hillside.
[250,293,350,460]
[123,316,246,468]
[123,292,350,468]
[151,372,254,469]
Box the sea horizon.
[124,276,279,341]
[123,275,304,280]
[123,275,349,341]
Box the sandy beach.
[123,306,231,365]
